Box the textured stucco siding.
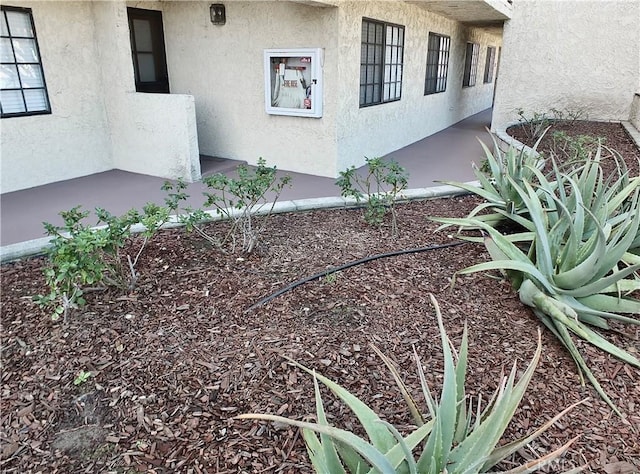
[335,1,501,173]
[1,1,112,193]
[163,1,340,177]
[1,0,201,193]
[163,1,500,178]
[492,0,640,130]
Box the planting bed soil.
[2,122,640,473]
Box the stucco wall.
[163,1,340,177]
[334,1,502,173]
[1,1,201,193]
[106,1,201,182]
[1,1,112,193]
[162,0,500,178]
[492,0,640,130]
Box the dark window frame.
[359,17,405,108]
[483,45,496,83]
[0,5,51,118]
[424,32,450,95]
[462,42,480,88]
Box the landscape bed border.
[1,119,638,265]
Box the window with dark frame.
[0,6,50,118]
[462,42,479,87]
[483,46,496,83]
[424,32,450,95]
[360,18,404,107]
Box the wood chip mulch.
[2,121,639,473]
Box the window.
[0,6,50,117]
[424,32,450,95]
[360,18,404,107]
[483,46,496,83]
[462,42,479,87]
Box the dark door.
[127,8,169,93]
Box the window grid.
[462,42,479,87]
[424,32,450,95]
[0,6,50,118]
[483,46,496,83]
[360,18,404,107]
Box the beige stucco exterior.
[335,2,501,172]
[492,0,640,130]
[162,0,501,177]
[1,0,201,193]
[1,1,112,193]
[1,0,504,192]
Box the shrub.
[336,157,408,236]
[237,295,582,473]
[35,182,187,321]
[192,158,291,253]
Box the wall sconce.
[210,4,226,25]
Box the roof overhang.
[406,0,512,24]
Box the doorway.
[127,8,169,93]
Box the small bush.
[35,182,187,321]
[336,157,408,236]
[191,158,292,253]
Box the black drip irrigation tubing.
[246,240,469,312]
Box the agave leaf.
[284,357,397,453]
[557,315,640,368]
[311,373,347,473]
[433,294,458,467]
[418,295,459,473]
[459,260,553,295]
[447,331,542,470]
[371,344,425,426]
[453,322,469,443]
[483,399,586,469]
[622,251,640,266]
[515,179,554,277]
[561,264,640,298]
[235,413,396,471]
[335,441,370,474]
[375,420,418,474]
[437,180,506,206]
[492,435,582,474]
[413,345,437,419]
[370,420,435,473]
[576,294,640,315]
[526,288,623,414]
[552,215,606,290]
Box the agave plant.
[237,295,583,473]
[433,150,640,413]
[438,135,545,224]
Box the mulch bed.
[2,121,640,473]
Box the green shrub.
[35,182,187,321]
[336,157,408,236]
[193,158,292,253]
[238,295,582,473]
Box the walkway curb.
[0,183,476,264]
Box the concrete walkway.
[0,108,492,248]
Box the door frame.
[127,7,170,93]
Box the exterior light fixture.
[210,4,226,25]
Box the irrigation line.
[246,240,469,312]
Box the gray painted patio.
[0,108,492,247]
